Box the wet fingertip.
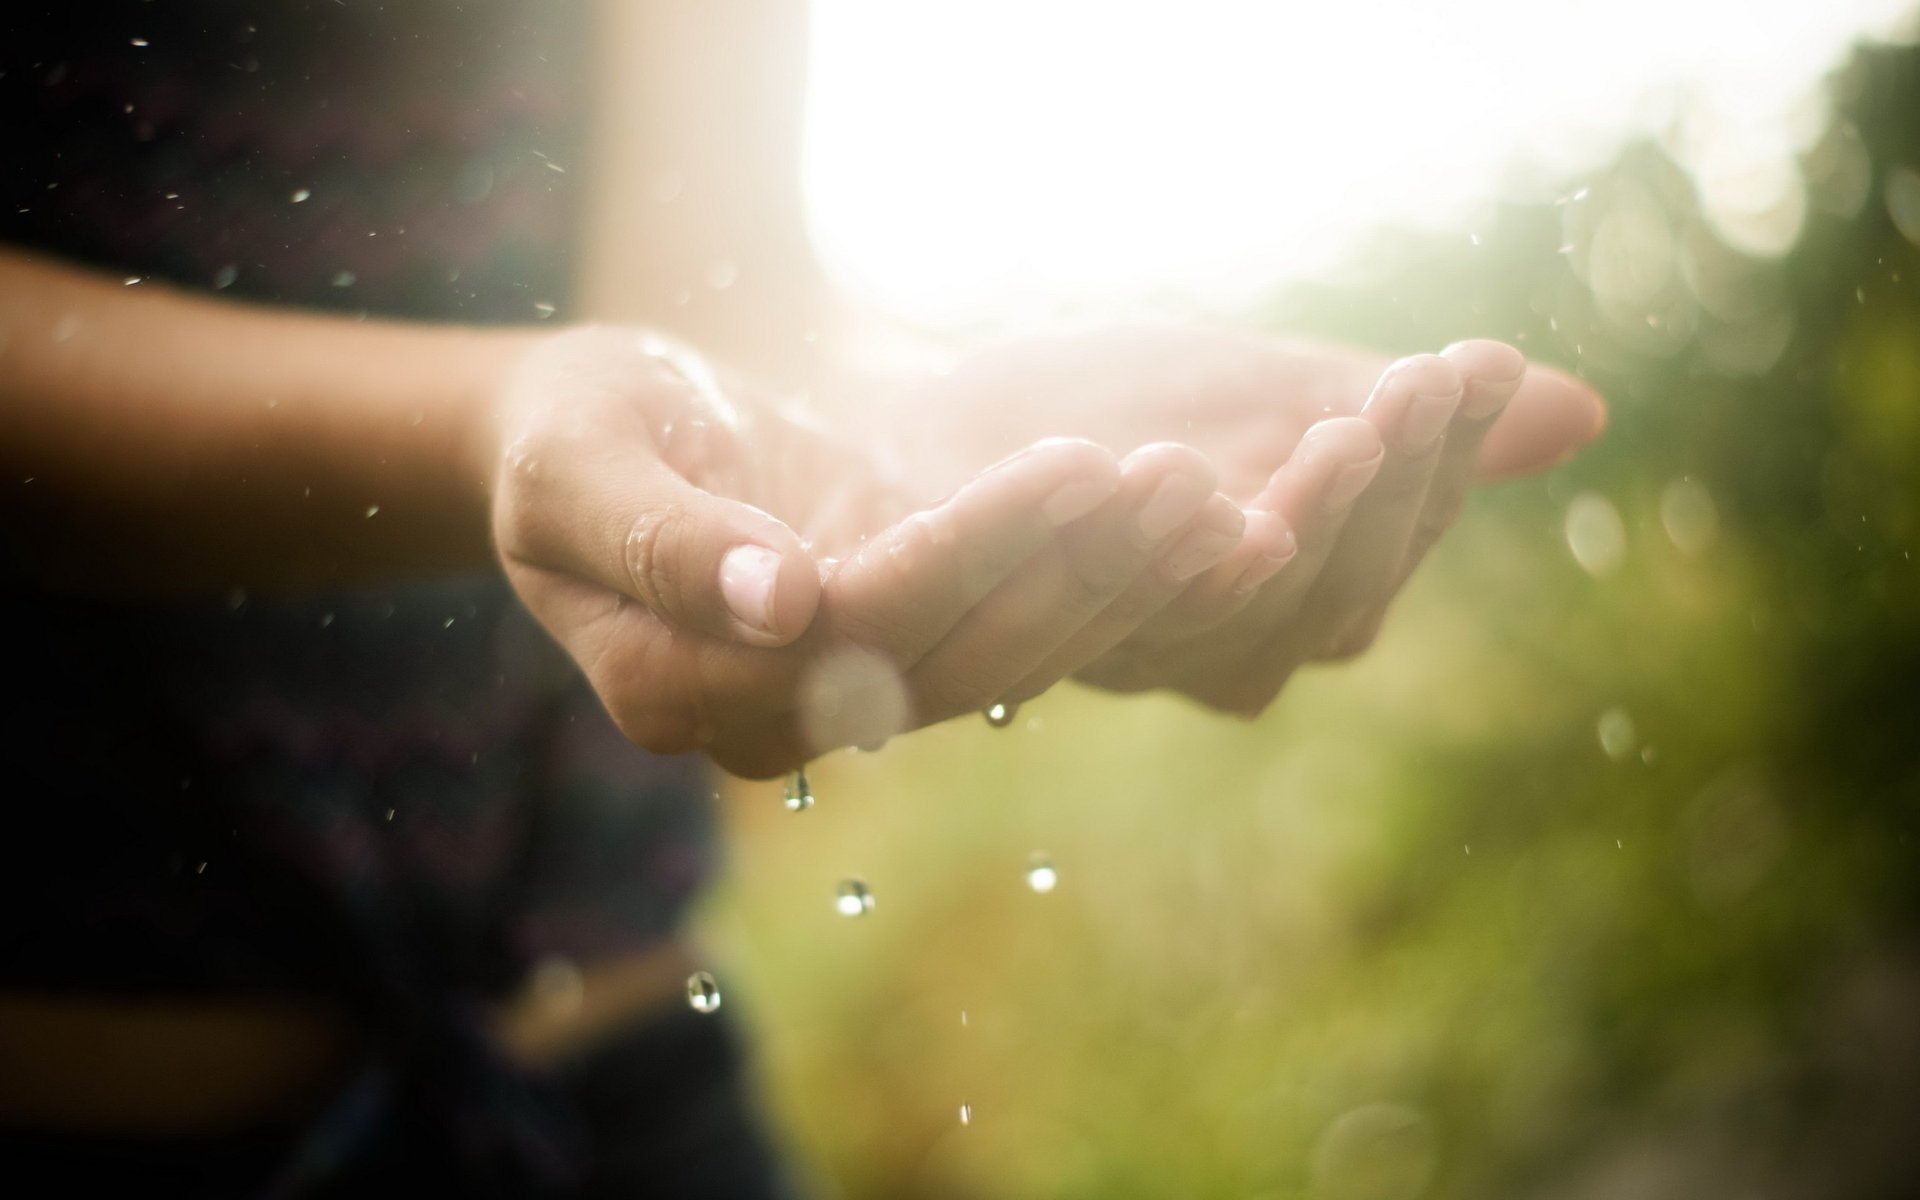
[765,547,822,644]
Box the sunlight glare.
[803,0,1917,325]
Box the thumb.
[504,446,822,647]
[1476,365,1608,481]
[621,464,822,646]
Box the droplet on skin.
[984,701,1018,728]
[783,767,814,812]
[834,878,874,917]
[1025,854,1058,894]
[1565,492,1626,577]
[1597,707,1636,761]
[686,971,722,1014]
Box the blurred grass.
[695,41,1920,1200]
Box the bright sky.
[803,0,1918,326]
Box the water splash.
[686,971,723,1014]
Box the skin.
[882,326,1607,713]
[0,255,1602,777]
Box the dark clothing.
[0,3,787,1192]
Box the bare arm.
[0,249,525,594]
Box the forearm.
[0,249,531,594]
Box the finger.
[901,443,1221,722]
[1476,362,1607,481]
[1392,339,1527,583]
[1139,417,1382,710]
[823,437,1122,669]
[501,438,824,648]
[1175,417,1382,644]
[701,438,1125,759]
[1286,354,1463,653]
[1002,486,1245,703]
[1102,508,1298,655]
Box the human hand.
[485,328,1251,777]
[882,327,1605,713]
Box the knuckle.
[623,504,687,614]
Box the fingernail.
[1159,525,1239,582]
[1322,457,1381,512]
[1232,532,1298,594]
[1401,392,1459,453]
[1137,472,1211,542]
[1042,479,1115,526]
[720,544,781,634]
[1460,379,1511,420]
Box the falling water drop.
[834,878,874,917]
[1025,854,1058,894]
[984,701,1018,728]
[686,971,722,1014]
[1597,707,1637,761]
[1565,492,1626,577]
[783,768,814,813]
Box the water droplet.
[958,1103,972,1125]
[129,37,149,47]
[533,300,556,319]
[705,260,738,291]
[984,701,1018,728]
[1597,707,1636,761]
[212,264,238,290]
[686,971,722,1014]
[959,1009,969,1027]
[331,270,356,288]
[1025,854,1058,894]
[364,504,380,518]
[1564,492,1626,577]
[834,878,874,917]
[783,767,814,812]
[1660,478,1718,555]
[122,276,141,286]
[290,188,311,204]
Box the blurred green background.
[701,40,1920,1200]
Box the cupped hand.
[485,328,1249,777]
[884,326,1606,713]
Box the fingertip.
[718,526,819,648]
[1441,338,1527,384]
[767,546,823,644]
